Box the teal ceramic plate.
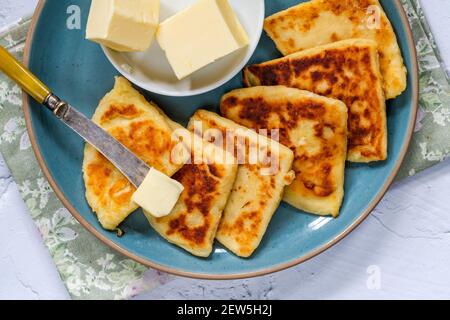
[24,0,418,279]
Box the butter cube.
[132,168,184,218]
[157,0,249,79]
[86,0,160,52]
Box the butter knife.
[0,46,150,188]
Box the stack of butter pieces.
[86,0,249,80]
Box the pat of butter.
[157,0,249,79]
[86,0,160,52]
[132,168,184,218]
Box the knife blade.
[45,94,151,188]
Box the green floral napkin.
[397,0,450,179]
[0,19,172,300]
[0,0,448,300]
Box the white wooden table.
[1,0,450,300]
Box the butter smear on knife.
[86,0,160,52]
[132,168,184,218]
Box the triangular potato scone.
[188,110,295,258]
[264,0,407,99]
[221,86,348,217]
[144,116,238,257]
[244,39,387,163]
[83,77,184,230]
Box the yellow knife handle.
[0,45,51,104]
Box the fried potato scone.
[188,110,295,258]
[144,115,239,257]
[221,86,348,217]
[244,39,387,162]
[83,77,184,230]
[264,0,407,99]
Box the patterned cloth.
[397,0,450,179]
[0,0,448,299]
[0,19,171,301]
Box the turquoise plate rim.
[22,0,419,279]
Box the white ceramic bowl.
[101,0,265,97]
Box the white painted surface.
[1,0,450,300]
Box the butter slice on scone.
[188,110,295,258]
[221,86,348,217]
[83,77,184,230]
[244,39,387,163]
[264,0,407,99]
[144,114,238,257]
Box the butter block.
[157,0,249,79]
[132,168,184,218]
[86,0,160,52]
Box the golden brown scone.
[244,39,387,163]
[188,110,295,258]
[83,77,184,230]
[221,86,348,217]
[144,115,239,257]
[264,0,407,99]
